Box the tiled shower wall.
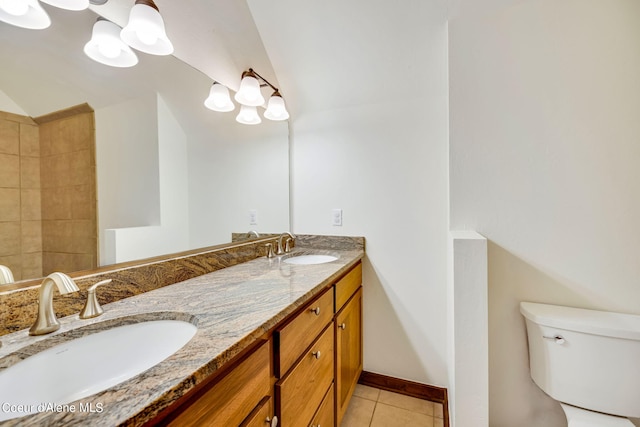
[37,105,97,276]
[0,111,42,281]
[0,105,97,282]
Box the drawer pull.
[338,323,346,330]
[310,306,321,315]
[312,350,321,359]
[266,415,278,427]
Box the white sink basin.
[283,254,338,265]
[0,319,197,421]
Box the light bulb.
[204,83,234,112]
[235,71,265,107]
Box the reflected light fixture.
[236,105,261,125]
[210,68,289,125]
[121,0,173,56]
[204,82,235,112]
[0,0,51,29]
[234,70,265,107]
[264,90,290,121]
[40,0,89,11]
[84,18,138,68]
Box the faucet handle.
[79,279,112,319]
[265,243,275,258]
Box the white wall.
[449,1,640,425]
[98,94,190,264]
[96,94,161,232]
[249,0,450,387]
[187,119,289,248]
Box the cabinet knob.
[266,415,278,427]
[339,323,346,330]
[312,350,321,359]
[310,306,321,316]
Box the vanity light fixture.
[84,18,138,68]
[0,0,51,29]
[120,0,173,56]
[40,0,89,11]
[209,68,289,124]
[204,82,235,112]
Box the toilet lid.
[560,404,634,427]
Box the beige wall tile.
[42,252,94,276]
[59,114,93,153]
[21,220,42,253]
[70,184,97,220]
[20,124,40,157]
[21,252,42,279]
[433,403,444,419]
[0,221,21,256]
[0,120,19,155]
[20,156,41,189]
[41,187,72,220]
[434,416,444,427]
[371,403,434,427]
[42,220,96,254]
[38,122,58,157]
[21,188,42,221]
[0,254,22,281]
[378,390,434,416]
[0,153,19,188]
[0,188,21,222]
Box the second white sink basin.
[283,254,338,265]
[0,319,197,421]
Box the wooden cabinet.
[310,384,334,427]
[276,325,334,426]
[335,288,363,425]
[151,261,363,427]
[164,340,272,427]
[275,289,334,377]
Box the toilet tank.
[520,302,640,418]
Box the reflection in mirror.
[0,5,290,285]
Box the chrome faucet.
[277,232,296,255]
[29,272,80,336]
[246,230,260,239]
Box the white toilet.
[520,302,640,427]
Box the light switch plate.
[249,209,258,225]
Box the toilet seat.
[560,404,634,427]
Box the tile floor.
[342,384,445,427]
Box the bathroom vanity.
[0,237,364,427]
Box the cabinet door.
[335,288,363,425]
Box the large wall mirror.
[0,2,290,286]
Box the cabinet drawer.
[277,325,334,427]
[309,383,334,427]
[168,340,271,427]
[334,263,362,313]
[241,396,275,427]
[276,289,333,377]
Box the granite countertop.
[0,246,364,426]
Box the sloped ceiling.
[246,0,450,117]
[0,0,279,137]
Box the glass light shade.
[40,0,88,11]
[264,93,290,121]
[121,2,173,56]
[236,105,261,125]
[0,0,50,29]
[84,19,138,68]
[204,83,235,112]
[234,73,265,107]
